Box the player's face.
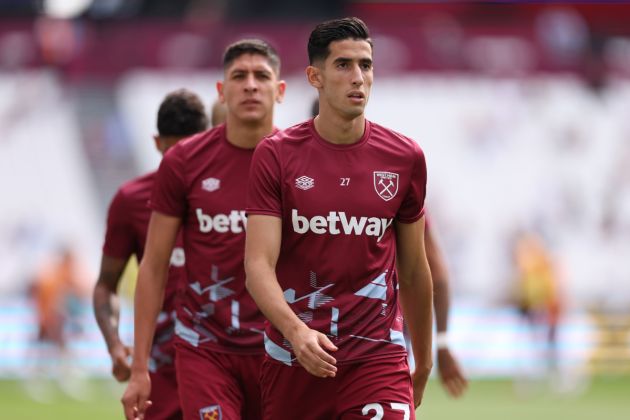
[218,53,284,124]
[318,39,373,119]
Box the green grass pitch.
[0,377,627,419]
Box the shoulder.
[166,127,218,159]
[369,121,423,154]
[253,121,311,163]
[111,171,156,210]
[265,120,312,147]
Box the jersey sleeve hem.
[149,202,183,218]
[246,208,282,218]
[395,208,425,224]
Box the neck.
[314,110,365,145]
[225,115,274,149]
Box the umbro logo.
[202,177,220,192]
[295,176,314,191]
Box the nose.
[351,64,364,87]
[244,73,258,92]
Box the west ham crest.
[199,405,222,420]
[373,171,399,201]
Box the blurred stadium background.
[1,1,629,418]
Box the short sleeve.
[396,144,427,223]
[150,146,188,217]
[246,138,282,217]
[102,190,135,260]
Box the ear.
[306,65,322,89]
[216,81,225,103]
[153,135,163,153]
[275,80,287,104]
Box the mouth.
[241,99,261,106]
[347,92,365,102]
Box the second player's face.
[319,39,373,119]
[220,53,281,124]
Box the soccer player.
[93,89,208,419]
[28,245,88,401]
[121,39,286,420]
[244,17,433,419]
[312,97,468,398]
[512,231,563,375]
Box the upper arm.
[103,190,135,260]
[151,147,188,217]
[397,144,427,223]
[98,190,133,292]
[395,216,427,280]
[246,139,282,217]
[244,215,282,272]
[142,211,182,270]
[244,139,283,274]
[424,224,448,284]
[96,255,129,292]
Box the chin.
[343,108,364,119]
[238,112,264,123]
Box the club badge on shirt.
[199,405,222,420]
[373,171,399,201]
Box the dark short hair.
[308,17,372,64]
[222,39,281,75]
[157,89,208,137]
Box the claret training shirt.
[103,171,185,370]
[152,124,270,354]
[247,118,427,365]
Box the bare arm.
[121,211,180,420]
[425,226,449,334]
[93,255,132,381]
[244,215,337,378]
[425,226,468,398]
[396,216,433,408]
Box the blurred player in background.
[122,39,285,420]
[93,89,208,419]
[27,245,90,401]
[512,231,564,379]
[310,97,467,398]
[245,17,432,419]
[210,97,227,127]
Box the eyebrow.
[229,68,273,76]
[333,57,373,65]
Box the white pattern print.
[283,271,334,309]
[189,265,235,302]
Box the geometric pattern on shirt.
[354,271,388,301]
[284,271,335,334]
[189,265,235,302]
[349,328,406,348]
[283,271,334,310]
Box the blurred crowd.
[1,2,629,384]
